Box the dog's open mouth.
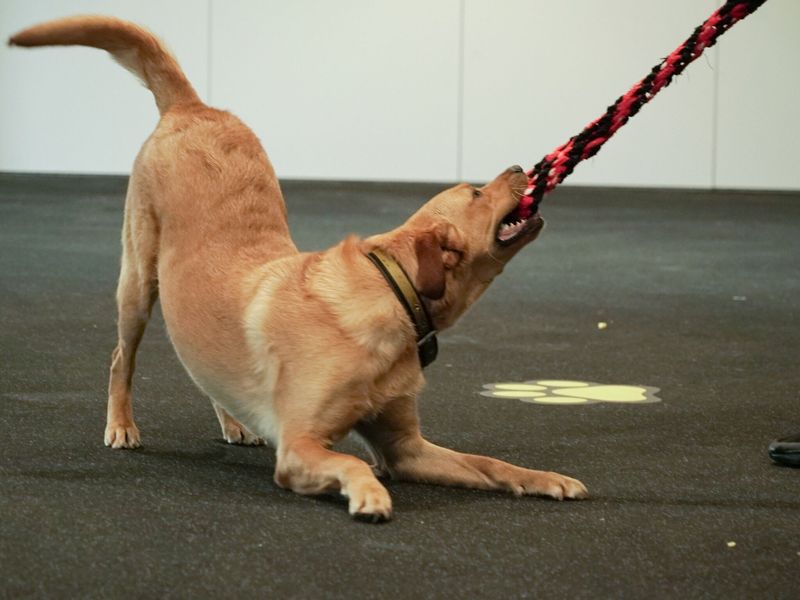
[496,195,543,246]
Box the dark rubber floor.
[1,173,799,598]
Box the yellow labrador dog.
[10,16,587,521]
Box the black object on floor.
[1,173,799,598]
[769,433,800,467]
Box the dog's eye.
[472,189,482,199]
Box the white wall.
[0,0,208,175]
[211,0,461,182]
[715,0,800,190]
[462,0,717,188]
[0,0,797,190]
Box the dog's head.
[367,166,544,330]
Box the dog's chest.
[369,355,425,405]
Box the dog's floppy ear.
[414,223,464,300]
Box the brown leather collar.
[366,249,438,368]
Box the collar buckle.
[416,330,439,369]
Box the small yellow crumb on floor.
[597,322,608,330]
[726,541,736,548]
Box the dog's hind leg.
[105,186,158,449]
[213,402,265,446]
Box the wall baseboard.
[2,172,798,200]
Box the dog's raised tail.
[8,15,200,115]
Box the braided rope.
[518,0,768,218]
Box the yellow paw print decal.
[480,380,661,405]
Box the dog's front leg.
[274,435,393,522]
[357,395,588,501]
[392,439,587,500]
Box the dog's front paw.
[514,471,588,501]
[221,421,265,446]
[104,422,141,449]
[347,480,393,523]
[528,473,589,500]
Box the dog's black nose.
[508,165,524,173]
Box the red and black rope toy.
[516,0,769,220]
